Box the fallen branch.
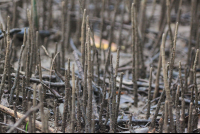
[0,103,61,133]
[0,122,27,133]
[6,103,42,133]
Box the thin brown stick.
[42,0,47,30]
[175,0,182,26]
[169,22,179,89]
[83,43,88,119]
[139,0,147,78]
[76,78,81,133]
[115,72,124,129]
[187,102,193,133]
[71,64,75,133]
[91,113,95,133]
[150,90,165,128]
[55,107,58,128]
[104,47,111,79]
[179,61,184,104]
[29,1,36,78]
[113,48,120,131]
[74,51,84,79]
[62,69,68,132]
[139,0,147,39]
[26,28,31,87]
[0,16,11,101]
[163,100,169,133]
[175,85,180,109]
[44,110,49,133]
[49,52,59,89]
[131,3,138,107]
[193,49,199,130]
[96,49,100,86]
[133,3,138,81]
[193,49,199,109]
[47,0,53,29]
[166,0,173,45]
[27,90,31,104]
[15,82,19,105]
[81,9,86,71]
[153,45,162,99]
[197,18,200,68]
[61,1,66,69]
[146,67,152,119]
[187,0,196,65]
[53,99,57,125]
[168,98,175,133]
[12,1,18,28]
[86,27,92,132]
[110,54,115,133]
[28,102,32,133]
[158,118,163,133]
[175,105,180,133]
[179,94,185,133]
[22,76,26,113]
[116,1,125,49]
[99,0,105,52]
[108,1,119,51]
[65,0,71,52]
[161,33,171,102]
[158,0,166,30]
[38,84,45,132]
[90,30,96,81]
[83,18,89,124]
[7,17,11,94]
[32,83,36,133]
[9,29,26,105]
[13,102,18,119]
[128,114,132,131]
[99,83,106,130]
[41,45,51,58]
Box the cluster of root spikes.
[0,0,199,133]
